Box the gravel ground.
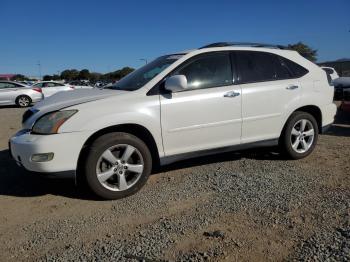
[0,105,349,261]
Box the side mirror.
[165,75,188,92]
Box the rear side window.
[235,51,277,83]
[235,51,308,84]
[281,57,309,78]
[175,52,232,90]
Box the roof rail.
[200,42,287,50]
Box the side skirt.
[160,139,279,166]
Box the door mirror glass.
[165,75,188,92]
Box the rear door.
[39,82,58,97]
[160,52,242,156]
[233,51,302,143]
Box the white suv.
[10,43,337,199]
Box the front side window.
[174,52,232,90]
[0,82,16,88]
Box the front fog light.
[31,153,54,162]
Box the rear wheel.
[84,132,152,200]
[280,112,318,159]
[15,95,31,107]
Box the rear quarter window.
[281,58,309,78]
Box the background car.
[333,77,350,100]
[321,66,339,80]
[68,81,94,89]
[32,81,73,97]
[0,81,43,107]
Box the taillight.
[32,87,42,93]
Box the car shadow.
[0,149,98,200]
[0,108,348,200]
[155,147,282,174]
[0,105,20,109]
[0,146,281,200]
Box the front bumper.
[9,129,92,176]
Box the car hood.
[23,88,127,128]
[33,88,126,112]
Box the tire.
[84,132,152,200]
[279,111,319,159]
[15,95,31,107]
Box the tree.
[119,67,134,78]
[60,69,79,81]
[89,72,102,82]
[11,74,28,81]
[287,42,318,62]
[43,75,53,81]
[78,69,90,80]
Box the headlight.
[32,110,77,134]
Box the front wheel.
[280,112,319,159]
[84,132,152,200]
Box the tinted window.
[34,83,43,87]
[175,52,232,90]
[54,83,64,87]
[274,57,293,79]
[235,51,296,83]
[282,58,309,78]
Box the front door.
[160,52,242,156]
[0,82,18,105]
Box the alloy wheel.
[18,97,30,107]
[95,144,144,191]
[290,119,315,154]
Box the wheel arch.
[15,94,32,105]
[76,124,161,184]
[281,105,322,137]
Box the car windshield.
[107,54,184,91]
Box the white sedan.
[32,81,73,97]
[69,81,94,89]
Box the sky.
[1,0,349,77]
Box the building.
[0,74,16,80]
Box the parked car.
[0,81,43,107]
[321,66,339,81]
[333,77,350,100]
[339,100,350,112]
[10,42,336,199]
[32,81,73,97]
[69,81,94,89]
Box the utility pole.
[37,61,42,80]
[140,58,148,65]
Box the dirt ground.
[0,105,349,261]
